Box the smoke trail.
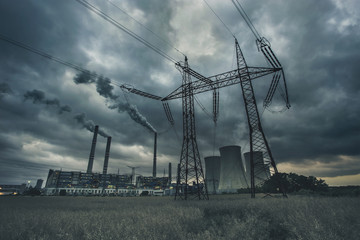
[73,71,156,133]
[73,70,96,84]
[24,89,109,137]
[0,82,13,99]
[96,76,118,100]
[24,89,72,114]
[74,113,108,137]
[109,102,156,133]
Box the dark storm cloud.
[0,82,13,99]
[247,0,360,167]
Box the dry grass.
[0,194,359,240]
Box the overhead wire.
[194,95,213,120]
[0,33,124,88]
[105,0,185,58]
[203,0,235,38]
[75,0,177,63]
[232,0,261,40]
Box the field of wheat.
[0,194,359,240]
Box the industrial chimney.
[153,132,157,177]
[168,162,172,185]
[102,136,112,175]
[87,125,98,173]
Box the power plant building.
[218,145,248,193]
[35,179,44,189]
[45,169,132,189]
[44,169,172,196]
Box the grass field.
[0,194,359,240]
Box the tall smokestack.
[153,132,157,177]
[168,162,172,185]
[102,136,112,175]
[87,125,98,173]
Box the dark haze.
[0,82,13,99]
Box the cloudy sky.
[0,0,359,186]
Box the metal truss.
[175,57,209,200]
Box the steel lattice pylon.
[175,57,209,200]
[234,39,286,198]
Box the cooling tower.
[153,132,157,177]
[204,156,221,194]
[244,151,270,186]
[102,136,112,175]
[87,125,98,173]
[218,146,248,193]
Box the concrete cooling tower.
[204,156,221,194]
[244,151,271,186]
[218,146,248,193]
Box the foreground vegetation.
[0,194,359,240]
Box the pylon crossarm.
[163,67,281,100]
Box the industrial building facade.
[44,169,171,196]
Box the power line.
[106,0,186,58]
[194,95,212,120]
[76,0,177,63]
[203,0,235,38]
[0,33,123,87]
[231,0,261,40]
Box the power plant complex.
[44,126,173,196]
[44,126,269,196]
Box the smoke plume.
[73,71,96,84]
[109,102,157,133]
[24,89,72,114]
[0,82,13,99]
[96,76,118,100]
[73,71,156,133]
[74,113,109,137]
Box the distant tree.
[262,172,328,193]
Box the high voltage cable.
[106,0,185,58]
[232,0,261,40]
[235,0,261,39]
[76,0,177,63]
[203,0,235,38]
[0,33,123,87]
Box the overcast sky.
[0,0,359,186]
